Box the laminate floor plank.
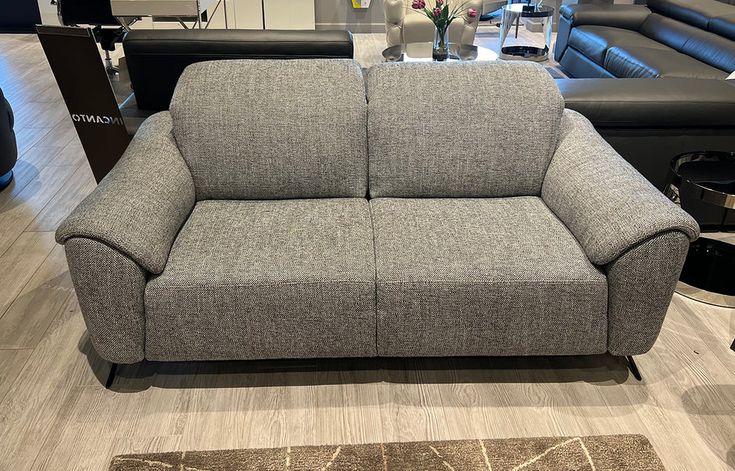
[0,245,74,349]
[0,348,33,403]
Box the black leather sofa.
[0,87,17,190]
[120,29,354,132]
[555,0,735,78]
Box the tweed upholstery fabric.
[367,62,564,198]
[542,109,699,266]
[170,60,368,200]
[65,238,146,364]
[370,197,608,357]
[145,199,376,360]
[56,112,195,274]
[606,231,690,355]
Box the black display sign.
[37,25,131,183]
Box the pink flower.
[467,7,478,18]
[436,0,443,5]
[433,7,442,16]
[411,0,425,8]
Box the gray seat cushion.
[371,197,608,357]
[604,45,728,78]
[568,25,669,66]
[145,198,377,361]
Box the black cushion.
[710,14,735,41]
[646,0,734,30]
[604,44,728,78]
[123,29,354,111]
[58,0,119,26]
[559,4,652,30]
[568,25,668,66]
[641,13,735,72]
[557,77,735,128]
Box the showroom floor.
[0,32,733,470]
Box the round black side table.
[665,151,735,307]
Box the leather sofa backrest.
[710,15,735,41]
[123,29,354,112]
[640,13,735,72]
[366,62,564,198]
[647,0,734,31]
[170,59,367,200]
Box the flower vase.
[433,25,450,61]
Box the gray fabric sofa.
[56,60,699,369]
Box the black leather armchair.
[0,87,17,190]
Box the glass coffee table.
[665,151,735,307]
[382,42,499,62]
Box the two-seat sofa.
[56,60,699,383]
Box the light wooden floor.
[0,32,734,471]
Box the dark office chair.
[0,87,18,190]
[54,0,129,75]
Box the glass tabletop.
[382,42,499,62]
[668,151,735,210]
[503,3,554,17]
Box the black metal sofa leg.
[626,356,642,381]
[105,362,118,389]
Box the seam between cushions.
[148,280,377,289]
[377,279,605,284]
[367,203,380,356]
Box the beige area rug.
[110,434,665,470]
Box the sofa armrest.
[459,0,483,46]
[557,78,735,128]
[384,0,406,47]
[559,4,652,30]
[56,111,195,275]
[542,109,699,266]
[65,238,147,363]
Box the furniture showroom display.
[665,151,735,308]
[119,29,354,134]
[56,60,699,387]
[554,0,735,79]
[382,42,498,61]
[499,2,554,61]
[383,0,482,47]
[0,86,17,190]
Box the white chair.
[384,0,483,47]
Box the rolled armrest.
[459,0,482,45]
[56,112,195,274]
[542,109,699,266]
[384,0,406,47]
[559,4,651,30]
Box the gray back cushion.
[367,62,564,198]
[170,59,368,200]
